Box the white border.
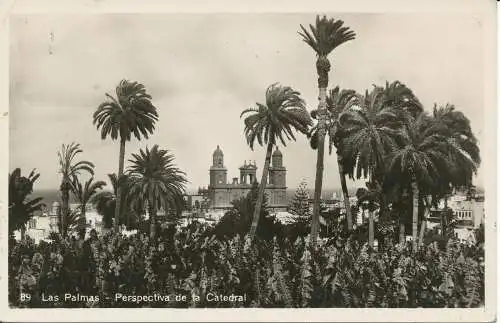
[0,0,496,322]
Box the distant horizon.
[32,184,486,204]
[30,187,357,205]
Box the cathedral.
[207,145,287,210]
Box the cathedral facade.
[207,145,287,210]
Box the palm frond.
[299,16,356,56]
[93,79,159,142]
[241,83,312,150]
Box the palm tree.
[241,83,312,240]
[385,112,452,250]
[92,190,115,229]
[127,145,187,240]
[356,181,382,247]
[380,80,423,119]
[62,209,87,236]
[8,168,45,240]
[424,104,480,245]
[93,79,159,233]
[339,86,405,241]
[309,86,358,230]
[57,143,94,237]
[299,15,356,245]
[430,104,480,190]
[70,176,106,237]
[91,173,144,230]
[340,87,404,181]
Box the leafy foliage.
[62,209,86,237]
[309,86,358,153]
[57,143,95,182]
[70,176,106,237]
[71,177,106,209]
[127,145,187,239]
[57,143,94,237]
[93,80,159,142]
[289,181,311,218]
[215,182,282,241]
[9,223,484,308]
[299,16,357,57]
[241,83,312,150]
[91,190,115,229]
[91,173,145,229]
[8,168,46,237]
[340,86,402,181]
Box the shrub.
[214,182,283,241]
[8,222,484,308]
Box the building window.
[28,219,37,229]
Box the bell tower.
[209,145,227,187]
[239,160,257,185]
[269,147,286,187]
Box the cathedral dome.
[213,145,223,157]
[273,147,282,157]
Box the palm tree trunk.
[440,211,444,238]
[411,179,419,250]
[311,88,328,246]
[61,182,70,237]
[20,225,26,241]
[310,53,331,246]
[337,154,352,231]
[368,210,374,247]
[114,139,126,233]
[418,213,426,246]
[399,221,405,244]
[149,200,157,240]
[440,196,448,238]
[368,174,375,248]
[79,204,87,239]
[249,141,274,240]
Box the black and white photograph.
[1,0,496,321]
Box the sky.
[9,13,486,192]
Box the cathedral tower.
[239,160,257,185]
[209,145,227,186]
[269,147,286,187]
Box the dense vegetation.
[9,220,484,308]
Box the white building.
[274,211,302,225]
[427,193,485,238]
[83,210,104,235]
[16,201,105,242]
[15,201,60,243]
[439,194,485,228]
[22,213,59,243]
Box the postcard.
[0,0,496,321]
